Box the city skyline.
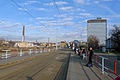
[0,0,120,42]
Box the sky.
[0,0,120,42]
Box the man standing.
[86,47,94,67]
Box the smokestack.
[22,25,25,42]
[48,37,50,43]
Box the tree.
[0,37,5,47]
[88,35,99,49]
[109,25,120,51]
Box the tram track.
[0,51,68,80]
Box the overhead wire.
[11,0,47,27]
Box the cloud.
[35,17,54,20]
[99,4,116,15]
[60,7,73,11]
[64,22,74,26]
[37,8,46,11]
[0,21,21,29]
[44,1,68,6]
[0,21,5,24]
[102,0,112,1]
[73,0,84,4]
[76,8,85,11]
[73,0,92,5]
[55,1,68,5]
[94,1,99,4]
[36,17,42,20]
[58,30,87,42]
[54,14,67,17]
[79,13,92,16]
[63,18,73,20]
[18,8,27,11]
[22,0,38,5]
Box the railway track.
[0,50,69,80]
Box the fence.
[90,54,120,80]
[0,48,56,60]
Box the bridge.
[0,48,119,80]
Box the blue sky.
[0,0,120,42]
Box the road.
[0,50,69,80]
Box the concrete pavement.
[67,53,112,80]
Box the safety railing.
[0,48,56,60]
[90,54,120,80]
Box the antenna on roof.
[97,17,102,19]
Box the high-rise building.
[87,18,107,46]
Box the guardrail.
[89,54,120,80]
[0,49,56,60]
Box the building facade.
[87,18,107,46]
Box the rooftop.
[87,18,107,23]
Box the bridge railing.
[0,48,56,60]
[90,54,120,80]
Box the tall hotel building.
[87,18,107,46]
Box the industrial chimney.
[22,25,25,42]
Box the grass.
[94,49,120,55]
[103,51,120,55]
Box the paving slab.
[67,53,112,80]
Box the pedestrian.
[78,48,80,56]
[86,47,94,67]
[82,48,86,60]
[74,47,76,54]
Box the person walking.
[82,48,86,60]
[74,47,76,54]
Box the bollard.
[114,61,116,74]
[88,54,89,60]
[29,49,32,55]
[49,49,50,52]
[2,50,10,59]
[14,50,16,55]
[95,56,97,64]
[102,57,105,74]
[20,50,23,56]
[5,53,8,59]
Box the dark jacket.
[89,50,94,57]
[82,49,86,53]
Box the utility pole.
[56,36,58,50]
[55,28,58,50]
[80,28,83,47]
[48,37,50,43]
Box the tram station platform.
[67,53,112,80]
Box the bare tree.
[110,25,120,51]
[88,35,99,49]
[0,37,5,47]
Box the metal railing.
[90,54,120,79]
[0,49,56,59]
